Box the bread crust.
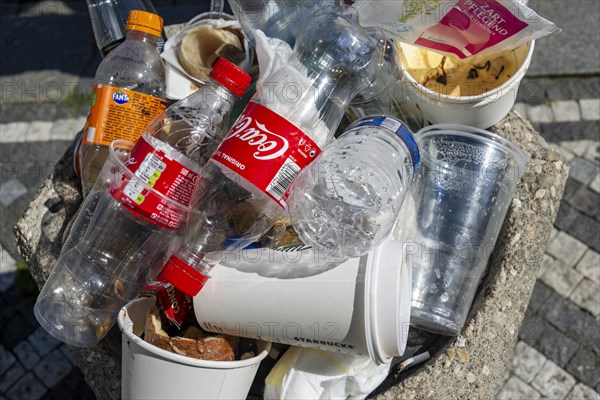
[144,307,239,361]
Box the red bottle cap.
[160,255,209,296]
[209,57,252,97]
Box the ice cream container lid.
[126,10,163,38]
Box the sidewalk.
[1,1,599,399]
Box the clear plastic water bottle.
[288,115,420,258]
[78,10,167,197]
[159,7,385,296]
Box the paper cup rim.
[400,41,535,105]
[118,297,271,369]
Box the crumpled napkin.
[264,346,391,400]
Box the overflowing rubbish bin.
[14,1,568,399]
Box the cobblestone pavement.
[1,1,599,399]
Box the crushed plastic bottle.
[288,115,420,258]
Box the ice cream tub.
[194,239,412,365]
[397,41,535,129]
[118,297,271,400]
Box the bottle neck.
[124,29,161,46]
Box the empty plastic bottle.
[288,115,420,258]
[78,10,167,197]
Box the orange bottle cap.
[125,10,163,38]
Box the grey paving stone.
[570,187,600,218]
[0,361,24,393]
[540,121,600,143]
[569,213,600,252]
[591,173,600,194]
[0,121,29,143]
[545,78,600,101]
[33,349,72,388]
[0,14,95,78]
[527,0,600,76]
[562,177,584,202]
[0,245,17,293]
[0,344,16,376]
[541,257,584,298]
[538,253,553,278]
[531,359,576,399]
[2,313,36,349]
[511,341,547,383]
[527,104,554,123]
[576,249,600,283]
[566,383,600,400]
[497,376,541,400]
[580,99,600,121]
[552,100,581,122]
[0,179,27,206]
[534,322,579,368]
[5,372,47,400]
[570,157,600,184]
[0,103,58,123]
[12,340,41,369]
[570,278,600,317]
[554,202,581,231]
[528,281,554,313]
[585,144,600,164]
[567,347,600,389]
[561,140,592,158]
[519,309,546,346]
[27,326,61,357]
[546,231,588,268]
[516,79,547,104]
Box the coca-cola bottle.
[159,7,385,296]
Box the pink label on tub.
[415,0,528,59]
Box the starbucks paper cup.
[118,297,271,400]
[194,239,412,365]
[399,41,535,129]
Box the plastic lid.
[209,57,252,97]
[365,239,412,364]
[126,10,163,38]
[160,255,209,296]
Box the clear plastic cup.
[34,141,188,347]
[397,125,528,336]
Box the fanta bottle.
[78,10,167,197]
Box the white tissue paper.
[264,347,391,400]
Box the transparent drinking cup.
[397,125,528,336]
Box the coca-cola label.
[110,136,199,230]
[211,102,321,207]
[140,276,193,328]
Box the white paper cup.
[118,297,271,400]
[194,239,412,365]
[399,41,535,129]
